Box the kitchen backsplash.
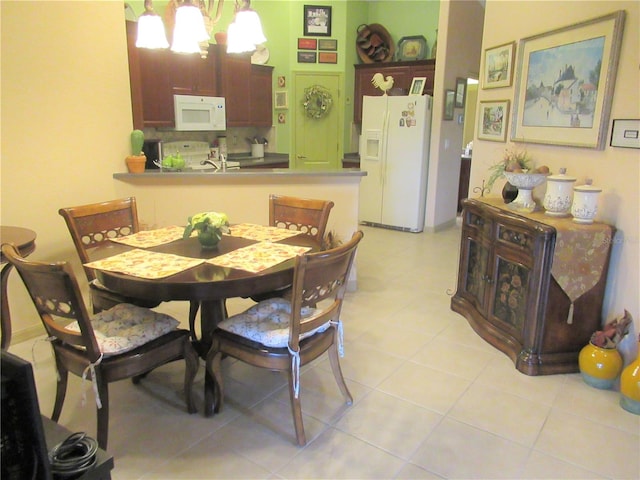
[142,126,276,156]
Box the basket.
[356,23,395,64]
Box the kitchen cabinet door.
[171,48,218,96]
[250,64,274,127]
[219,52,252,126]
[126,20,174,129]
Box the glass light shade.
[226,10,266,54]
[171,5,210,54]
[136,14,169,49]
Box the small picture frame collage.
[442,77,467,121]
[298,6,337,64]
[297,37,338,64]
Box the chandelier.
[136,0,266,57]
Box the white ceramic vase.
[572,179,601,224]
[544,168,576,217]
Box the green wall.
[127,0,440,154]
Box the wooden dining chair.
[1,243,199,450]
[269,194,335,244]
[206,230,363,446]
[58,197,161,313]
[247,194,336,304]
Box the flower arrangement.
[183,212,230,247]
[590,310,633,348]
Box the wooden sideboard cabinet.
[353,59,435,124]
[451,198,615,375]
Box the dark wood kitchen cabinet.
[353,59,435,124]
[451,198,614,375]
[250,64,274,127]
[217,48,273,127]
[171,48,218,97]
[126,22,273,129]
[126,21,174,128]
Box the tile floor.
[10,224,640,479]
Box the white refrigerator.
[359,94,432,232]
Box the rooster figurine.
[371,73,394,95]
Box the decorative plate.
[396,36,428,61]
[251,46,269,65]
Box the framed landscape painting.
[482,42,515,89]
[478,100,509,142]
[511,10,625,149]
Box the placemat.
[85,249,204,279]
[206,242,311,273]
[109,226,186,248]
[227,223,303,242]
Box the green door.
[292,72,342,170]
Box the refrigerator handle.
[381,110,391,188]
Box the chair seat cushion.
[217,298,328,348]
[67,303,179,357]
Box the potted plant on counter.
[183,212,230,249]
[125,130,146,173]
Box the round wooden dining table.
[93,232,319,415]
[1,226,37,349]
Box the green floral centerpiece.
[183,212,230,248]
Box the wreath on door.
[303,85,333,119]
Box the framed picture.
[277,76,286,88]
[318,52,337,64]
[298,38,317,50]
[610,119,640,149]
[478,100,510,142]
[443,90,455,120]
[482,42,515,89]
[303,5,331,37]
[455,77,467,108]
[318,39,337,51]
[410,77,426,96]
[297,51,317,63]
[274,91,288,110]
[511,10,625,149]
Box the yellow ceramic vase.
[578,342,623,390]
[620,342,640,415]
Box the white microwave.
[174,94,226,131]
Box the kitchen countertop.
[114,168,366,180]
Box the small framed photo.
[409,77,426,96]
[478,100,510,142]
[610,119,640,149]
[455,77,467,108]
[297,51,317,63]
[274,91,288,110]
[297,38,317,50]
[303,5,331,37]
[318,39,338,51]
[277,76,286,88]
[483,41,515,89]
[443,89,455,120]
[318,52,337,64]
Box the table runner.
[227,223,303,242]
[206,242,311,273]
[84,249,204,279]
[479,197,613,322]
[109,226,186,248]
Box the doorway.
[292,72,343,170]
